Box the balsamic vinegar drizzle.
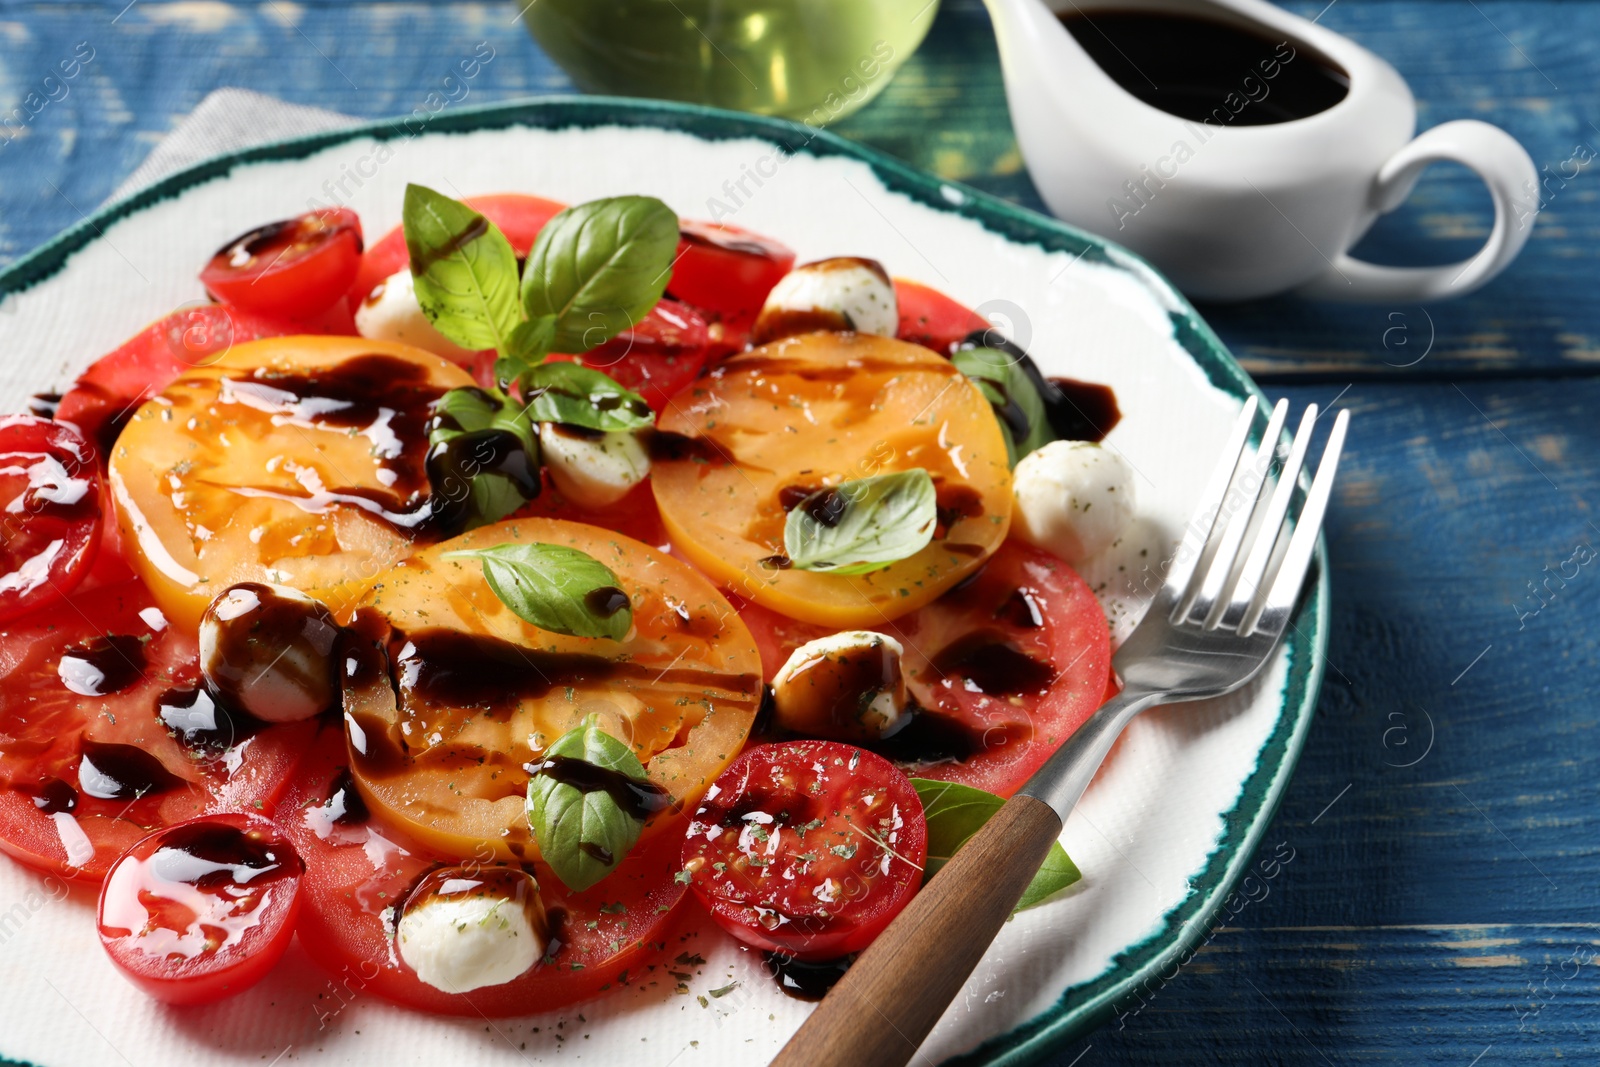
[1058,9,1349,125]
[78,739,182,800]
[219,353,450,530]
[527,755,672,822]
[24,778,78,815]
[57,636,146,697]
[157,686,243,751]
[954,330,1121,444]
[342,615,759,782]
[324,769,371,827]
[765,952,853,1000]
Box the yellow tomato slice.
[342,517,763,863]
[108,337,473,632]
[652,331,1012,628]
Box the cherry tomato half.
[549,298,711,414]
[0,416,101,624]
[894,279,988,356]
[55,304,302,461]
[200,208,363,319]
[348,193,567,310]
[670,220,795,322]
[97,813,304,1004]
[682,740,927,961]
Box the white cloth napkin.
[112,88,356,201]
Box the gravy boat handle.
[1296,119,1539,302]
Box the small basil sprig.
[442,542,632,640]
[521,363,654,433]
[784,469,937,574]
[912,778,1080,911]
[528,721,655,892]
[401,183,672,409]
[425,387,540,533]
[952,347,1052,467]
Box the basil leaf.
[403,184,524,355]
[520,196,679,354]
[442,542,632,640]
[520,361,656,432]
[784,469,937,575]
[911,777,1080,912]
[952,347,1052,467]
[527,721,648,892]
[425,387,541,533]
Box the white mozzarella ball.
[397,869,545,994]
[751,257,898,344]
[539,423,650,508]
[354,268,478,363]
[199,582,338,723]
[1012,440,1135,564]
[771,630,907,741]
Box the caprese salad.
[0,184,1133,1015]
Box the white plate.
[0,99,1326,1067]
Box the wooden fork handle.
[770,794,1064,1067]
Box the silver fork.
[771,397,1350,1067]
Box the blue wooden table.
[2,1,1597,1063]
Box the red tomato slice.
[280,725,687,1017]
[55,304,302,461]
[739,540,1112,797]
[201,208,363,319]
[348,193,567,310]
[670,220,795,320]
[548,298,710,414]
[0,578,314,882]
[894,279,988,355]
[97,813,304,1004]
[0,417,101,624]
[683,740,926,960]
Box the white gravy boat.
[986,0,1539,302]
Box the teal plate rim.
[0,94,1328,1067]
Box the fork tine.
[1245,408,1350,636]
[1161,395,1258,612]
[1188,398,1289,628]
[1219,403,1318,630]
